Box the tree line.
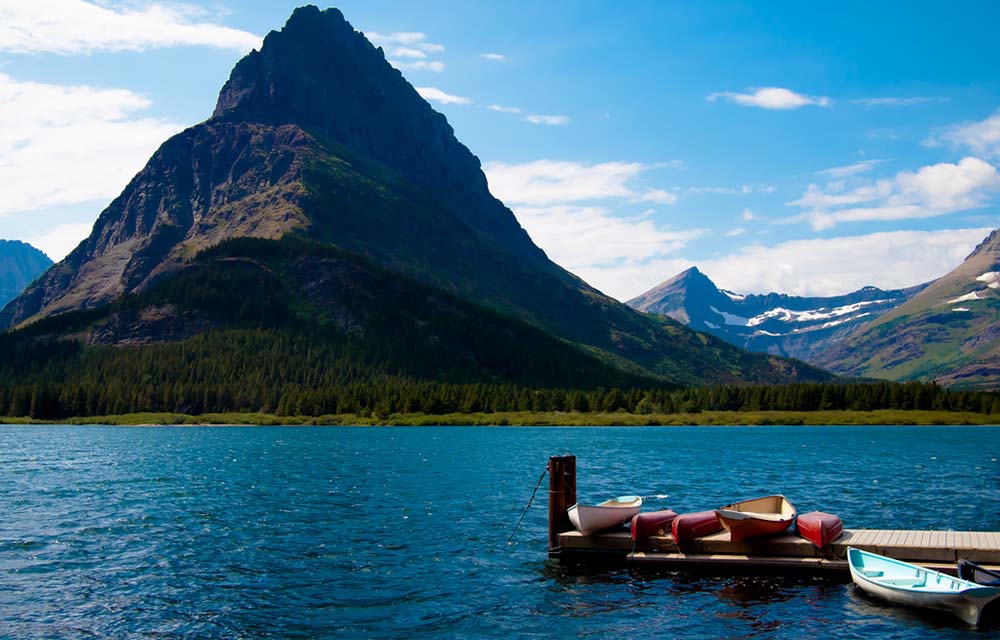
[2,378,997,420]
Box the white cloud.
[514,205,704,298]
[817,159,886,178]
[392,60,445,73]
[488,104,521,114]
[851,97,940,107]
[416,86,471,105]
[524,114,570,126]
[0,73,182,217]
[725,228,746,237]
[687,185,772,195]
[21,222,94,262]
[390,47,426,59]
[365,31,444,51]
[788,157,1000,230]
[927,108,1000,160]
[631,189,678,205]
[483,159,691,299]
[485,160,647,205]
[707,87,831,110]
[366,30,446,72]
[742,208,756,221]
[0,0,261,54]
[481,52,506,61]
[697,228,993,297]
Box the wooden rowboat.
[796,511,844,549]
[630,509,678,544]
[715,495,795,543]
[959,560,1000,586]
[567,495,642,536]
[849,548,1000,627]
[671,510,722,544]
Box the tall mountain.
[628,266,927,365]
[816,229,1000,389]
[0,6,831,390]
[0,240,52,309]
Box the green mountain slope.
[816,229,1000,389]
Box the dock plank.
[559,528,1000,572]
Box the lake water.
[0,425,998,638]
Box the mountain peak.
[213,6,484,201]
[967,228,1000,260]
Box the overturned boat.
[567,495,642,536]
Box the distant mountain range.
[630,227,1000,389]
[816,229,1000,389]
[628,267,927,364]
[0,4,831,416]
[0,240,51,310]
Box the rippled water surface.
[1,425,999,638]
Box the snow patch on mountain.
[721,289,746,301]
[947,291,984,304]
[704,320,720,329]
[710,306,750,326]
[976,271,1000,289]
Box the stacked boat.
[567,493,845,548]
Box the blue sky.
[1,1,999,300]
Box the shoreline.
[1,409,998,427]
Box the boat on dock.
[630,510,677,544]
[567,495,642,536]
[796,511,844,549]
[849,548,1000,627]
[715,495,796,543]
[959,560,1000,586]
[671,510,722,544]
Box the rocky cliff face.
[629,266,927,364]
[0,240,51,309]
[1,123,313,326]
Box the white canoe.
[567,495,643,536]
[849,547,1000,627]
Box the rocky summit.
[0,6,832,388]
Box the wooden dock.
[546,455,1000,578]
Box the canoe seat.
[883,578,927,587]
[862,570,884,577]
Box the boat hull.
[567,496,643,536]
[849,547,1000,627]
[715,495,796,543]
[959,560,1000,587]
[630,510,678,544]
[671,510,722,544]
[796,511,844,549]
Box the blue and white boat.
[849,547,1000,626]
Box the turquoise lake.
[1,425,998,638]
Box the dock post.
[564,455,576,510]
[548,455,567,555]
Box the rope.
[503,465,549,550]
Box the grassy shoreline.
[1,409,999,426]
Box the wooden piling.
[548,455,568,555]
[564,455,577,510]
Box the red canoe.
[671,510,723,544]
[795,511,843,548]
[630,510,678,543]
[715,495,796,543]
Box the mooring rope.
[503,465,549,550]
